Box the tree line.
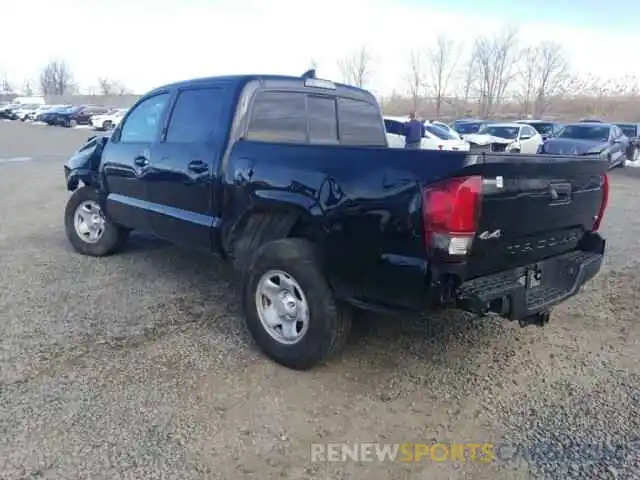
[0,60,131,97]
[334,27,640,120]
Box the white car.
[384,117,470,151]
[463,122,543,153]
[90,108,127,131]
[27,105,55,121]
[14,104,42,121]
[427,120,463,140]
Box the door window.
[119,93,169,143]
[165,88,226,143]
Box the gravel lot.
[0,120,638,480]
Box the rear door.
[146,86,231,250]
[101,92,171,232]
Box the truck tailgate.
[421,153,610,280]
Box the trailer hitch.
[518,310,551,328]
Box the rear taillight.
[422,175,482,258]
[592,174,609,231]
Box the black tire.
[242,238,352,370]
[64,186,129,256]
[69,119,77,128]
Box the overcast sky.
[2,0,639,96]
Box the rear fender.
[224,203,319,273]
[64,135,109,191]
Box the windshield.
[456,122,485,134]
[482,126,519,139]
[425,124,456,140]
[616,124,637,137]
[557,125,610,142]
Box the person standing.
[404,112,425,149]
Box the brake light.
[592,174,609,231]
[422,175,482,257]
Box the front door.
[146,86,230,250]
[101,92,171,233]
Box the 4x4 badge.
[478,229,502,240]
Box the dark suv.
[51,105,112,128]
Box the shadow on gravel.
[111,234,506,375]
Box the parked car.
[463,122,544,153]
[27,105,56,121]
[90,108,128,131]
[514,120,563,140]
[427,120,462,140]
[615,123,640,162]
[37,105,72,123]
[0,103,20,119]
[384,117,470,151]
[51,105,112,127]
[539,122,629,168]
[13,104,42,121]
[454,119,492,136]
[62,72,609,370]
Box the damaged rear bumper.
[456,234,605,321]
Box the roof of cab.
[147,74,375,101]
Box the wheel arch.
[225,204,322,273]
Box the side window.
[246,91,307,143]
[524,126,536,137]
[307,96,338,144]
[165,88,225,143]
[337,98,386,146]
[119,93,169,143]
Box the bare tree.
[458,50,478,116]
[338,46,374,88]
[97,77,115,95]
[473,28,519,117]
[96,77,130,95]
[22,79,34,96]
[0,73,13,94]
[531,42,569,116]
[39,60,74,96]
[405,49,425,112]
[427,35,462,116]
[516,46,538,117]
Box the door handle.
[134,156,149,167]
[187,160,208,174]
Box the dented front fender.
[63,134,110,191]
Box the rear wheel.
[64,186,129,256]
[242,238,352,370]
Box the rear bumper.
[456,234,605,320]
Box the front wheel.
[64,186,129,256]
[242,238,352,370]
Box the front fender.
[63,135,109,191]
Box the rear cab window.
[245,86,386,147]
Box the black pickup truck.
[63,72,609,370]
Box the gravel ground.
[0,120,638,479]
